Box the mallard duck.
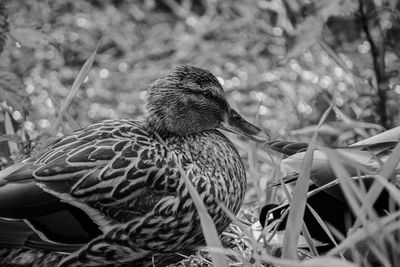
[259,127,400,263]
[0,65,269,266]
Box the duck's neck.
[144,113,208,138]
[144,116,190,141]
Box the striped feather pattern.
[9,119,246,266]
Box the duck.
[259,127,400,263]
[0,65,269,266]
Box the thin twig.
[359,0,388,128]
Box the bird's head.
[145,65,269,142]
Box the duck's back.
[0,119,246,253]
[0,119,153,249]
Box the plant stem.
[359,0,389,128]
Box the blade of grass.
[327,210,400,256]
[180,168,229,267]
[373,174,400,205]
[199,247,252,266]
[218,202,354,267]
[49,43,100,135]
[277,173,319,256]
[265,151,283,204]
[154,133,229,267]
[323,149,372,223]
[359,139,400,217]
[48,94,80,130]
[0,161,30,182]
[350,126,400,147]
[364,240,392,267]
[300,221,319,256]
[263,174,376,235]
[219,202,268,267]
[178,162,229,267]
[347,139,400,246]
[0,134,21,143]
[248,138,262,204]
[282,104,334,260]
[323,148,389,262]
[323,148,381,221]
[305,203,343,257]
[248,97,264,204]
[322,95,383,138]
[235,139,275,165]
[200,243,358,267]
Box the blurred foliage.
[0,0,399,153]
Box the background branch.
[359,0,389,128]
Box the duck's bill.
[219,108,269,142]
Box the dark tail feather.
[0,219,33,248]
[0,162,66,219]
[26,207,101,245]
[0,219,83,253]
[0,163,101,251]
[25,234,81,253]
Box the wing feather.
[26,120,178,225]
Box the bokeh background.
[1,0,399,151]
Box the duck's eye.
[202,90,213,98]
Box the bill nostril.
[231,112,241,121]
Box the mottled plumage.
[0,65,268,266]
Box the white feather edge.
[23,219,76,250]
[37,183,116,234]
[0,162,30,182]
